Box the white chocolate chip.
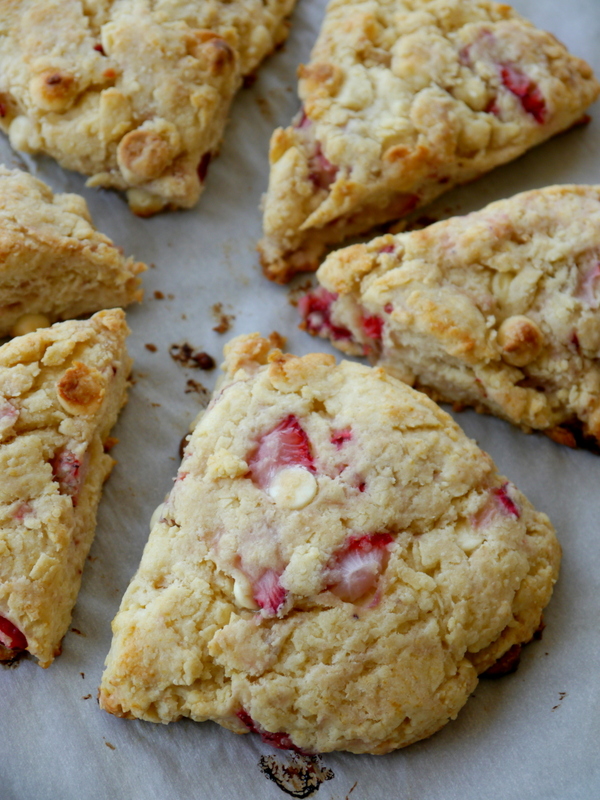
[233,574,259,610]
[10,313,51,337]
[268,466,318,510]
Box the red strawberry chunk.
[236,709,305,753]
[328,534,393,603]
[51,449,87,506]
[249,415,315,491]
[294,106,312,130]
[298,287,352,341]
[13,502,33,522]
[0,616,27,651]
[500,65,546,124]
[253,569,287,615]
[492,483,521,519]
[331,428,352,448]
[384,303,393,314]
[361,314,383,340]
[308,143,338,190]
[379,244,395,254]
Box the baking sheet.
[1,1,600,798]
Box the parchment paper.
[1,1,599,798]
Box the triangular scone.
[99,334,559,754]
[299,185,600,448]
[0,167,145,338]
[0,309,131,666]
[0,0,296,216]
[258,0,600,282]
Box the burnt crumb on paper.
[185,380,210,406]
[345,782,358,799]
[104,741,116,751]
[211,302,235,334]
[0,646,26,668]
[153,290,165,300]
[70,627,86,637]
[169,342,216,370]
[482,643,522,678]
[179,433,190,459]
[259,753,334,798]
[552,691,567,711]
[145,343,157,353]
[82,694,92,700]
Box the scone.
[300,185,600,448]
[0,309,131,667]
[99,334,560,754]
[258,0,600,282]
[0,0,296,216]
[0,167,145,338]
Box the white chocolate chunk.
[233,573,259,610]
[268,466,318,510]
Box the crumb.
[103,437,118,452]
[105,742,116,751]
[71,628,86,637]
[185,380,210,406]
[169,342,216,369]
[87,555,97,562]
[153,290,165,300]
[181,313,187,320]
[145,343,157,352]
[288,279,314,307]
[149,263,156,269]
[80,672,85,679]
[151,402,161,408]
[179,434,190,459]
[82,694,92,700]
[268,331,286,350]
[167,293,175,300]
[256,96,273,122]
[243,73,258,89]
[211,303,235,334]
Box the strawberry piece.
[500,65,546,124]
[379,244,395,254]
[294,106,312,130]
[253,569,287,615]
[330,428,352,448]
[328,534,393,603]
[361,314,383,340]
[13,502,33,522]
[384,303,394,314]
[236,709,305,753]
[0,401,18,433]
[0,616,27,651]
[492,483,521,518]
[298,287,352,341]
[308,143,338,190]
[578,261,600,307]
[93,43,105,55]
[249,415,315,491]
[51,449,86,506]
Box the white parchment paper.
[1,1,599,798]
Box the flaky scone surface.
[0,167,145,337]
[258,0,599,282]
[100,334,559,754]
[0,309,131,666]
[0,0,295,215]
[304,185,600,447]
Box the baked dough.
[258,0,599,282]
[0,0,296,215]
[0,309,131,666]
[0,167,144,338]
[99,333,560,754]
[301,185,600,448]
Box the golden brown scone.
[0,0,296,215]
[0,309,131,666]
[300,185,600,448]
[258,0,599,281]
[99,334,560,754]
[0,167,144,338]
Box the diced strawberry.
[361,314,383,340]
[500,65,546,124]
[294,106,312,130]
[384,303,393,314]
[51,449,87,506]
[93,43,105,55]
[379,244,395,254]
[0,616,27,651]
[331,428,352,448]
[327,534,393,603]
[13,502,32,522]
[298,287,352,341]
[308,143,338,190]
[492,483,521,518]
[236,709,304,753]
[570,331,581,351]
[249,415,315,491]
[253,569,287,615]
[358,482,366,493]
[0,401,18,433]
[577,261,600,307]
[485,97,501,117]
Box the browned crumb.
[256,96,274,123]
[105,742,116,751]
[153,290,165,300]
[268,331,286,350]
[145,343,158,353]
[169,342,216,369]
[80,672,85,679]
[243,72,258,89]
[211,302,235,334]
[71,628,86,637]
[151,403,161,408]
[82,694,92,700]
[482,644,522,678]
[103,437,118,452]
[185,380,210,406]
[288,279,314,307]
[167,293,175,300]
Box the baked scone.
[0,167,145,338]
[299,185,600,448]
[99,334,560,754]
[0,309,131,667]
[258,0,600,282]
[0,0,296,216]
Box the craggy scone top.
[0,310,131,666]
[303,185,600,447]
[260,0,599,281]
[0,167,145,337]
[0,0,295,215]
[100,334,559,754]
